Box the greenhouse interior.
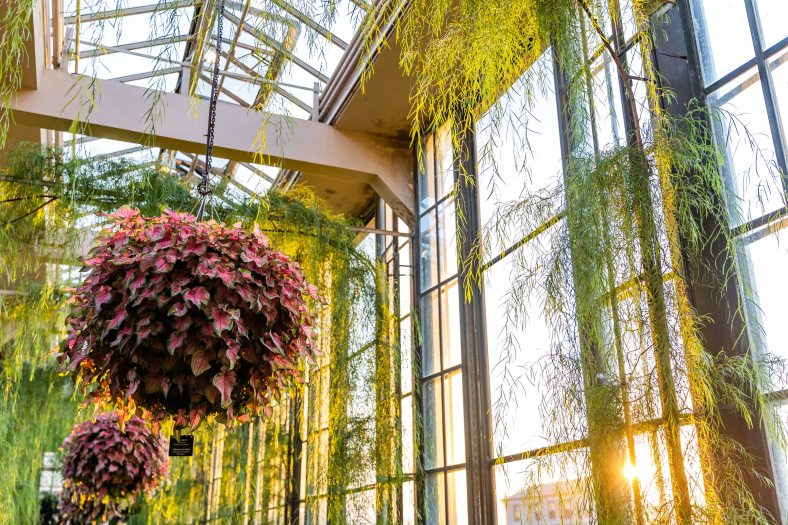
[1,0,787,523]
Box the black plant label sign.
[168,435,194,457]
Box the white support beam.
[7,68,413,221]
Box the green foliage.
[0,367,78,525]
[392,1,788,523]
[0,0,34,147]
[0,142,397,523]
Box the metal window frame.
[639,1,784,521]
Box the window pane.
[399,242,413,316]
[438,199,458,279]
[484,249,554,456]
[740,231,788,380]
[346,490,376,524]
[421,289,441,377]
[494,452,592,525]
[423,378,445,469]
[770,53,788,167]
[619,0,638,41]
[691,0,755,86]
[477,52,563,255]
[591,53,626,151]
[420,211,439,290]
[755,0,788,49]
[709,69,785,227]
[403,480,417,525]
[402,395,415,474]
[446,469,469,525]
[420,135,436,212]
[436,122,455,200]
[401,316,413,395]
[425,472,447,525]
[767,401,788,523]
[441,281,463,370]
[444,370,466,466]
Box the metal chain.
[196,0,224,220]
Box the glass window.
[420,211,439,290]
[401,316,413,395]
[692,0,788,517]
[446,469,469,525]
[421,289,442,377]
[709,69,785,226]
[420,134,437,212]
[485,245,555,457]
[436,122,455,200]
[755,0,788,49]
[425,473,447,525]
[403,480,417,525]
[417,124,468,521]
[441,282,463,370]
[739,230,788,385]
[438,199,458,279]
[444,371,466,466]
[424,377,445,470]
[771,54,788,144]
[402,396,415,473]
[493,453,592,525]
[690,0,755,86]
[591,53,627,151]
[477,52,563,256]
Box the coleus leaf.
[212,369,236,408]
[191,348,212,376]
[107,309,128,331]
[211,307,234,336]
[60,413,168,522]
[226,343,240,369]
[167,303,189,317]
[61,208,319,432]
[189,405,207,431]
[167,332,186,355]
[183,286,210,308]
[94,286,113,311]
[214,267,235,288]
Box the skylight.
[58,0,366,197]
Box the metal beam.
[64,0,198,25]
[91,144,149,160]
[8,68,413,220]
[225,0,349,50]
[225,52,312,113]
[223,10,329,83]
[112,65,183,83]
[80,34,191,58]
[239,161,275,183]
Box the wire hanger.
[196,0,225,222]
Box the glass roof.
[58,0,368,197]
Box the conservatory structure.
[1,0,788,523]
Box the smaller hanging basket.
[59,413,168,523]
[58,208,319,430]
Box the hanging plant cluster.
[58,208,319,430]
[59,413,168,523]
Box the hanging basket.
[59,413,168,523]
[58,208,319,430]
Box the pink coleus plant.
[58,208,319,431]
[59,413,168,523]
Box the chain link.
[197,0,224,218]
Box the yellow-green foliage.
[0,143,396,523]
[379,0,788,523]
